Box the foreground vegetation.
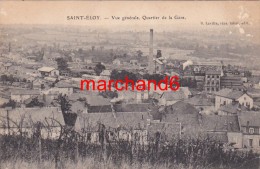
[0,134,259,169]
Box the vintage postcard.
[0,1,260,169]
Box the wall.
[227,132,243,149]
[215,96,233,109]
[243,134,260,149]
[11,94,37,103]
[237,94,253,109]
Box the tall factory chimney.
[148,29,154,73]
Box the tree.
[137,50,143,57]
[26,97,44,107]
[56,58,69,71]
[1,99,16,109]
[143,73,164,83]
[1,75,8,84]
[94,63,106,76]
[56,94,71,114]
[110,69,138,83]
[56,94,77,127]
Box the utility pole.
[5,107,12,135]
[179,122,182,139]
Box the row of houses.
[0,101,259,151]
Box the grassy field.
[0,159,226,169]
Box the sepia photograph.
[0,1,260,169]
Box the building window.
[259,139,260,147]
[249,128,254,134]
[249,139,253,147]
[244,97,246,100]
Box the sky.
[0,1,259,40]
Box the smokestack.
[149,29,154,73]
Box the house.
[218,103,248,116]
[32,79,45,89]
[84,58,93,64]
[200,115,242,148]
[116,90,136,102]
[185,94,214,113]
[54,81,74,95]
[11,89,41,103]
[0,107,64,139]
[215,88,253,109]
[135,90,149,103]
[3,63,12,71]
[130,59,138,66]
[159,87,192,106]
[238,112,260,150]
[220,76,245,91]
[38,67,59,77]
[113,103,152,112]
[147,121,183,142]
[74,111,150,144]
[100,69,112,77]
[85,95,112,113]
[191,61,223,75]
[160,101,201,138]
[41,81,74,97]
[204,70,221,93]
[154,58,166,74]
[112,58,123,65]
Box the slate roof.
[214,88,244,100]
[201,115,240,132]
[11,89,40,95]
[114,103,152,112]
[185,95,214,107]
[116,112,150,129]
[162,101,199,115]
[205,70,222,75]
[85,95,111,106]
[75,112,150,131]
[147,121,181,140]
[161,87,191,101]
[55,81,74,88]
[71,101,86,114]
[238,111,260,127]
[218,103,247,114]
[0,107,64,128]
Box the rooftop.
[38,67,56,72]
[55,81,74,88]
[11,89,40,95]
[201,115,240,132]
[185,95,214,107]
[239,111,260,127]
[218,103,247,114]
[0,107,64,128]
[214,88,245,100]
